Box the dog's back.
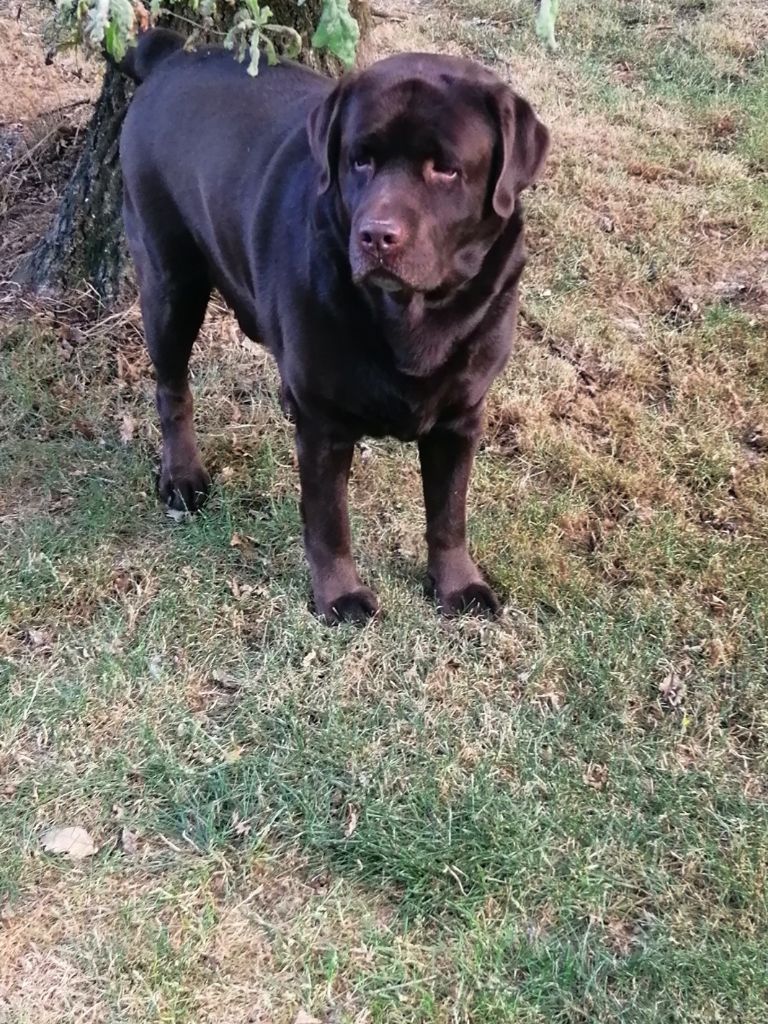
[120,32,332,333]
[120,32,330,193]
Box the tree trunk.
[15,62,133,304]
[17,1,370,304]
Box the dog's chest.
[294,328,504,441]
[278,273,517,441]
[344,374,445,440]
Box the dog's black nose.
[358,219,404,257]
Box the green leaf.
[311,0,359,69]
[48,0,358,72]
[103,20,119,57]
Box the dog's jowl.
[119,29,549,623]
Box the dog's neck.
[311,195,526,379]
[365,211,527,378]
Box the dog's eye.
[425,159,460,183]
[353,154,374,172]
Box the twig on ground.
[371,7,406,20]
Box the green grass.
[2,1,768,1021]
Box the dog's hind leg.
[128,222,212,512]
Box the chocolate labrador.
[119,29,549,623]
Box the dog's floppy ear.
[307,75,356,194]
[489,87,550,218]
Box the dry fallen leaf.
[120,827,138,857]
[230,532,258,560]
[708,637,729,668]
[72,418,96,439]
[293,1012,321,1024]
[583,763,609,791]
[614,316,645,338]
[598,214,615,233]
[344,805,359,838]
[231,812,251,837]
[659,671,686,708]
[212,668,241,691]
[535,690,562,711]
[605,917,638,956]
[119,414,136,444]
[25,628,50,649]
[41,826,97,861]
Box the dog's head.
[308,53,549,296]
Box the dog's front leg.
[295,427,379,624]
[419,426,500,617]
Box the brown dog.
[119,30,549,622]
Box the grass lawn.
[1,0,767,1020]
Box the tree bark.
[17,1,370,304]
[14,62,133,304]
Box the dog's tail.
[118,29,185,84]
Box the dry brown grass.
[0,11,98,123]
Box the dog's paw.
[319,587,379,626]
[158,464,211,513]
[439,582,500,619]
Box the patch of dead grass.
[0,852,402,1024]
[0,13,99,124]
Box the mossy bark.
[15,62,132,303]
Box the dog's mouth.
[353,259,434,296]
[350,243,444,296]
[365,268,409,293]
